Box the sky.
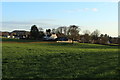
[1,2,118,37]
[1,0,119,2]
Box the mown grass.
[2,41,119,79]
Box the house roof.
[12,30,27,32]
[2,32,10,36]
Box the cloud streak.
[1,20,61,31]
[63,9,81,13]
[63,8,99,13]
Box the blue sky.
[2,2,118,37]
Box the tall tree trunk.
[72,38,74,44]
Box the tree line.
[29,25,118,44]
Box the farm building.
[11,30,30,39]
[43,33,58,40]
[2,32,10,38]
[1,30,30,39]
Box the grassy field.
[2,39,119,79]
[1,38,44,42]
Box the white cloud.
[83,8,89,11]
[1,21,61,32]
[92,8,98,12]
[63,8,99,13]
[63,9,81,13]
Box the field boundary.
[1,41,57,44]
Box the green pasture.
[2,40,119,79]
[1,38,42,42]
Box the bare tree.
[52,28,56,34]
[67,25,80,44]
[38,27,43,31]
[56,26,68,35]
[91,29,100,43]
[91,29,100,37]
[83,30,91,35]
[39,27,45,39]
[82,30,91,43]
[100,34,109,44]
